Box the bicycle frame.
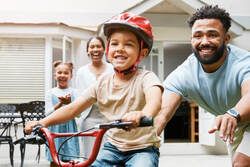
[40,127,107,167]
[15,117,152,167]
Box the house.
[0,22,94,103]
[0,0,250,155]
[114,0,250,155]
[0,0,142,103]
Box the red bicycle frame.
[15,117,152,167]
[40,127,107,167]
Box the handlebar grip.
[14,124,45,145]
[139,116,153,127]
[33,124,43,132]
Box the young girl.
[45,61,79,167]
[26,13,163,167]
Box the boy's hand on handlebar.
[24,121,42,135]
[121,111,143,128]
[208,113,237,144]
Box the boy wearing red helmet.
[25,12,163,167]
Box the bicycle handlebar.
[14,124,45,145]
[96,116,153,129]
[14,116,153,167]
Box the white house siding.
[0,38,45,103]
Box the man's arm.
[209,79,250,143]
[234,79,250,122]
[155,92,182,136]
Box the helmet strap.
[105,40,110,60]
[114,65,137,76]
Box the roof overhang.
[167,0,244,37]
[124,0,164,15]
[0,22,95,39]
[123,0,244,38]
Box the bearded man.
[156,5,250,167]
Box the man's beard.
[192,43,226,65]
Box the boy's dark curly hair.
[187,5,231,32]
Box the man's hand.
[208,113,237,143]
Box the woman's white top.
[75,62,113,119]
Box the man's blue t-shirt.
[164,44,250,116]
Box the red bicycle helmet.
[103,12,153,54]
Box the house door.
[140,41,164,81]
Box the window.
[51,37,73,87]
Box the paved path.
[0,142,231,167]
[0,127,231,167]
[159,154,231,167]
[0,155,231,167]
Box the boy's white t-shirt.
[75,62,114,119]
[82,69,163,151]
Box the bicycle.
[14,116,153,167]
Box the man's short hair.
[187,5,232,32]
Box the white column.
[45,36,53,93]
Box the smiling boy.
[25,13,163,167]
